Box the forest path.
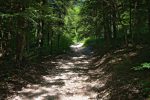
[6,44,149,100]
[8,43,106,100]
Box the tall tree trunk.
[112,3,117,39]
[38,20,44,48]
[133,1,141,43]
[129,0,133,44]
[16,31,26,65]
[16,4,26,66]
[38,0,47,48]
[104,16,111,46]
[47,31,50,46]
[50,30,53,54]
[0,17,3,57]
[57,33,60,53]
[147,0,150,34]
[103,1,111,46]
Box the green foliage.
[0,0,75,63]
[133,63,150,71]
[60,33,73,52]
[64,3,81,43]
[83,37,105,49]
[79,0,150,48]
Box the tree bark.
[112,3,117,39]
[129,0,133,44]
[15,4,26,66]
[147,0,150,34]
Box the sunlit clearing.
[70,43,84,48]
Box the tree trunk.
[147,0,150,34]
[38,20,44,48]
[38,0,47,48]
[15,5,26,66]
[0,17,3,57]
[50,30,53,54]
[112,5,117,39]
[103,1,111,46]
[16,31,26,65]
[57,34,60,53]
[129,0,133,44]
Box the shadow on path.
[7,43,99,100]
[5,44,150,100]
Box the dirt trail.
[8,43,107,100]
[6,44,150,100]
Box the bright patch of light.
[0,53,2,57]
[7,43,103,100]
[70,43,84,48]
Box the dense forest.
[0,0,150,100]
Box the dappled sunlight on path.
[6,44,150,100]
[8,43,106,100]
